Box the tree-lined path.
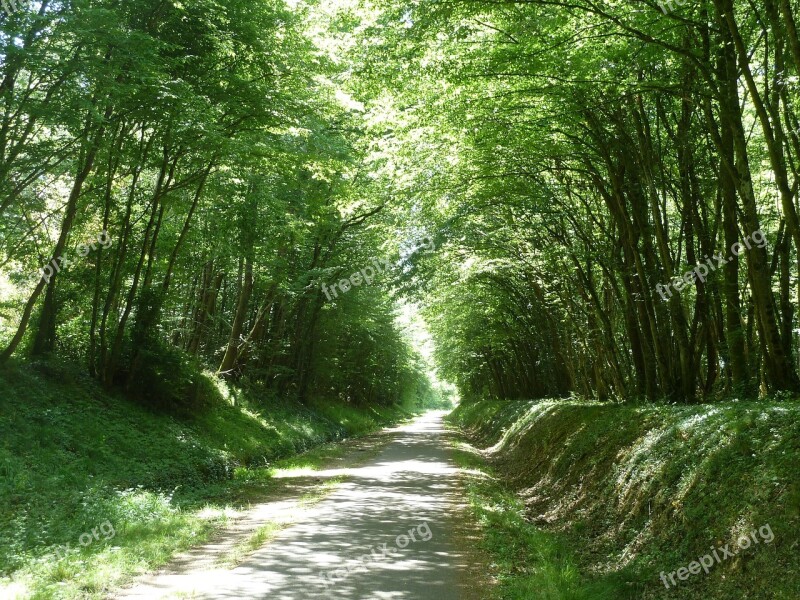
[3,0,800,597]
[116,413,482,600]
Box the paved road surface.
[117,411,479,599]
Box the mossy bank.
[0,360,428,599]
[448,399,800,600]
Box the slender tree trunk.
[0,112,106,362]
[218,256,253,376]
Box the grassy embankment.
[448,399,800,600]
[0,359,423,599]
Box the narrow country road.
[116,411,482,599]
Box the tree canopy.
[3,0,800,404]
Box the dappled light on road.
[117,412,474,599]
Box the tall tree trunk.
[0,111,106,362]
[218,256,253,376]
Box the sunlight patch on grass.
[218,476,346,568]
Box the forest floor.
[112,411,489,599]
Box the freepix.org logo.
[2,0,28,16]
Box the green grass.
[221,522,284,567]
[218,475,347,568]
[448,399,800,600]
[450,442,637,600]
[0,359,416,599]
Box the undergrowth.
[0,359,417,599]
[450,443,638,600]
[448,398,800,600]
